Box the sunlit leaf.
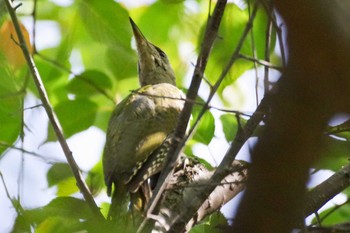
[78,0,137,81]
[191,103,215,145]
[54,98,98,138]
[67,70,112,97]
[0,65,22,155]
[44,197,92,219]
[316,136,350,171]
[35,217,71,233]
[311,203,350,225]
[252,8,276,59]
[28,197,92,222]
[327,119,350,141]
[47,163,72,187]
[202,4,277,98]
[78,0,130,48]
[0,20,33,68]
[11,214,31,233]
[203,4,251,93]
[105,46,137,81]
[86,161,105,196]
[56,177,79,196]
[220,114,239,142]
[138,1,185,44]
[189,212,228,233]
[47,163,79,196]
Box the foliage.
[0,0,349,232]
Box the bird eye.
[155,46,166,58]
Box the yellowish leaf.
[0,20,33,68]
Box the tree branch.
[169,92,270,232]
[185,3,259,151]
[4,0,103,220]
[163,4,265,232]
[156,160,249,232]
[140,1,228,231]
[305,162,350,217]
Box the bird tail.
[108,181,147,232]
[108,181,129,220]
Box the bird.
[103,17,184,218]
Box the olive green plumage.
[104,84,184,195]
[103,18,184,215]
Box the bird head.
[129,17,176,87]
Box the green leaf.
[86,161,105,196]
[53,98,98,138]
[12,213,31,233]
[56,177,79,196]
[67,70,112,97]
[36,217,74,233]
[189,212,228,233]
[311,203,350,225]
[316,136,350,171]
[188,153,214,171]
[33,62,69,107]
[203,4,251,92]
[202,4,277,98]
[326,119,350,140]
[137,1,185,44]
[24,197,92,224]
[252,8,276,59]
[220,114,239,142]
[0,65,22,155]
[15,197,108,233]
[78,0,137,81]
[47,163,79,196]
[47,163,72,187]
[105,46,137,81]
[99,202,111,219]
[191,103,215,145]
[78,0,130,48]
[42,196,92,219]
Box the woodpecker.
[103,18,184,215]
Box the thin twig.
[276,23,287,68]
[17,141,24,200]
[238,53,282,71]
[305,162,350,217]
[169,86,273,232]
[167,179,247,190]
[314,211,322,226]
[31,0,37,53]
[37,53,115,104]
[263,2,273,94]
[23,104,43,111]
[0,141,61,162]
[0,172,25,216]
[130,90,257,117]
[4,0,104,220]
[185,4,259,148]
[247,1,260,107]
[260,1,287,68]
[319,199,350,223]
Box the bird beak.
[129,17,150,54]
[129,17,156,73]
